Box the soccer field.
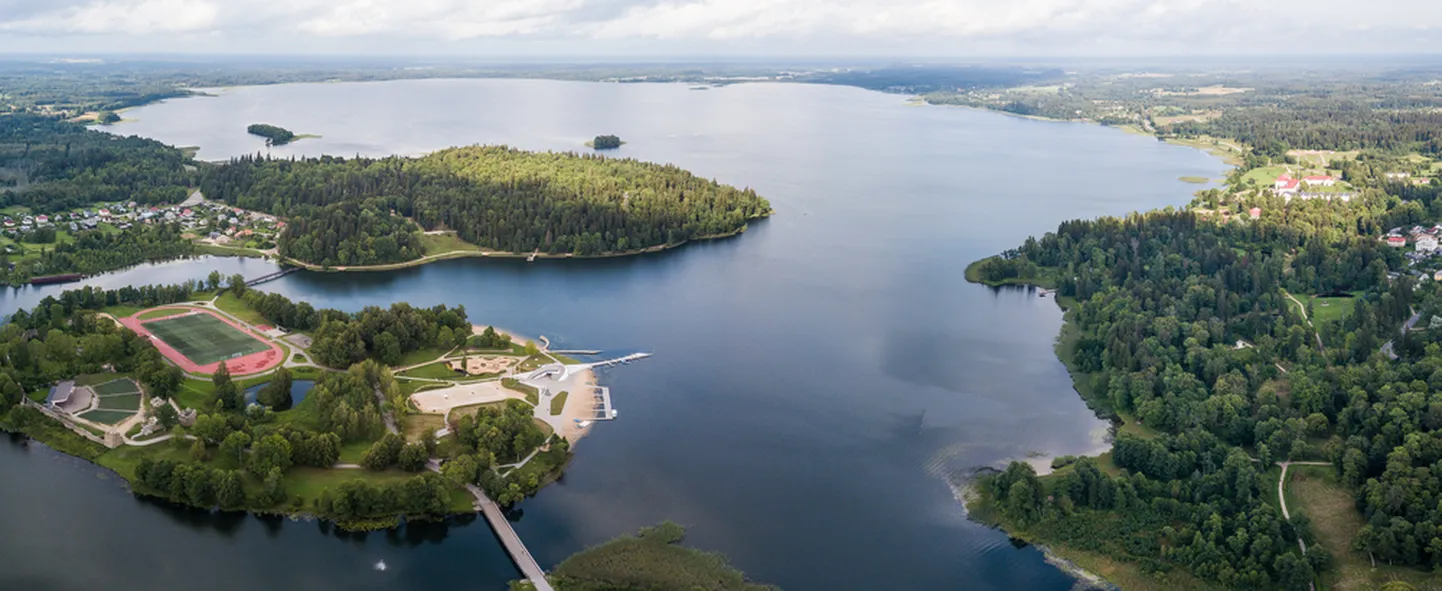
[142,312,272,366]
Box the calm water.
[1,79,1225,591]
[244,380,315,408]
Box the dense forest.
[1166,102,1442,156]
[969,148,1442,587]
[198,146,772,265]
[549,521,778,591]
[246,123,296,146]
[0,115,191,212]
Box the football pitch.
[142,312,271,366]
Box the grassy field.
[193,243,267,258]
[93,378,140,396]
[447,401,508,422]
[145,312,271,365]
[1241,165,1290,188]
[136,308,187,321]
[79,409,134,424]
[549,391,569,415]
[1286,465,1442,590]
[420,232,482,255]
[399,361,461,380]
[97,393,142,411]
[102,305,145,318]
[1309,294,1357,327]
[394,346,453,368]
[1179,176,1211,184]
[213,291,270,325]
[403,414,446,442]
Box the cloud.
[0,0,1438,54]
[0,0,219,34]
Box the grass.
[93,378,140,395]
[552,522,774,591]
[446,401,509,422]
[97,393,142,411]
[394,346,454,368]
[550,391,569,415]
[136,308,188,321]
[403,414,447,442]
[212,291,270,325]
[1308,294,1358,327]
[337,439,375,464]
[193,243,267,258]
[79,409,134,424]
[420,232,482,255]
[1179,176,1211,184]
[516,354,551,372]
[273,395,324,432]
[102,305,145,318]
[502,378,539,406]
[1240,164,1291,188]
[399,361,462,380]
[144,311,271,365]
[533,418,554,439]
[1285,465,1442,590]
[284,467,421,503]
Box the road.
[1381,307,1422,360]
[1282,290,1326,351]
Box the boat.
[30,273,84,285]
[374,560,387,572]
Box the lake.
[1,79,1226,590]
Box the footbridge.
[245,267,299,287]
[525,352,652,381]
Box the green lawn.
[420,232,481,255]
[502,379,539,406]
[516,354,550,372]
[394,346,453,368]
[213,291,269,325]
[402,414,447,442]
[399,361,461,380]
[338,438,376,464]
[137,308,188,321]
[97,393,142,411]
[550,391,569,415]
[1308,294,1357,327]
[102,305,145,318]
[194,243,268,258]
[1240,165,1291,188]
[93,378,140,396]
[143,312,271,365]
[80,409,134,424]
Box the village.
[0,192,286,257]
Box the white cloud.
[0,0,1438,54]
[0,0,219,34]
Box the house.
[1249,207,1261,220]
[35,215,48,225]
[1417,235,1438,253]
[1387,235,1408,248]
[1274,175,1300,195]
[98,208,111,218]
[1303,175,1337,187]
[1434,269,1442,282]
[1387,172,1412,181]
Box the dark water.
[244,380,315,408]
[2,79,1225,591]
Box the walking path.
[1282,290,1325,351]
[425,460,552,591]
[1274,460,1330,591]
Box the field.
[399,361,461,380]
[80,409,134,424]
[97,393,142,411]
[143,312,271,365]
[213,291,269,325]
[1241,165,1290,187]
[93,378,140,396]
[550,390,569,415]
[1309,294,1357,327]
[420,231,482,255]
[1286,466,1442,590]
[136,308,186,321]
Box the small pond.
[243,380,315,410]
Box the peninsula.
[0,276,637,531]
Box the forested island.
[521,521,777,591]
[967,133,1442,588]
[246,123,296,146]
[588,134,623,150]
[199,146,772,266]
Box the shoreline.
[280,220,769,273]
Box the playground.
[120,307,284,375]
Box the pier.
[245,267,299,287]
[427,460,554,591]
[591,386,616,420]
[577,352,652,371]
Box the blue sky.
[0,0,1439,56]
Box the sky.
[0,0,1440,57]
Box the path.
[1381,307,1421,361]
[373,385,399,435]
[426,461,553,591]
[1274,460,1330,591]
[1282,290,1326,351]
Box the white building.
[1418,235,1439,253]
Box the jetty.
[578,352,652,371]
[550,349,601,355]
[426,460,554,591]
[245,267,299,287]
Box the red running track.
[119,307,284,376]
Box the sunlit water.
[0,79,1225,591]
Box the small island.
[246,123,297,146]
[587,134,624,150]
